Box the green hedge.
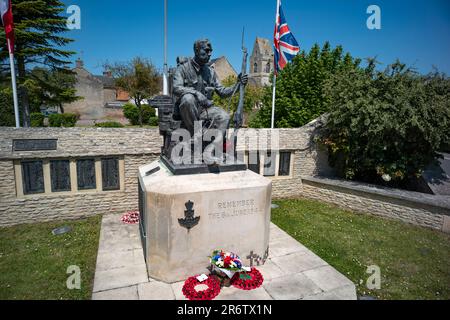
[30,113,45,127]
[148,116,158,126]
[95,121,124,128]
[48,113,78,127]
[122,103,156,125]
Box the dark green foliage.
[0,0,76,126]
[148,117,158,127]
[0,89,15,126]
[27,67,81,113]
[321,60,450,185]
[30,112,44,127]
[0,0,75,68]
[249,42,361,128]
[94,121,124,128]
[48,113,77,127]
[122,103,156,126]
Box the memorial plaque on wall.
[21,160,45,194]
[77,159,96,190]
[50,160,71,192]
[279,152,291,176]
[101,158,120,191]
[13,139,57,151]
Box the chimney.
[76,58,84,68]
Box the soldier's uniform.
[172,57,237,137]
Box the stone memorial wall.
[0,119,448,233]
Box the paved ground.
[92,214,357,300]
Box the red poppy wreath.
[121,210,140,224]
[231,267,264,290]
[182,275,221,300]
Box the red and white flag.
[0,0,14,53]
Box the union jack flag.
[273,1,299,74]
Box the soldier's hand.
[238,73,249,86]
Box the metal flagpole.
[270,74,276,129]
[163,0,169,95]
[271,0,281,129]
[7,38,20,128]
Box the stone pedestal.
[138,160,272,283]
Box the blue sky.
[61,0,450,75]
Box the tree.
[0,88,15,126]
[249,42,361,128]
[0,0,75,126]
[106,57,161,127]
[320,60,450,187]
[27,67,80,113]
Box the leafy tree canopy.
[0,0,76,126]
[321,59,450,186]
[105,57,161,126]
[249,42,361,128]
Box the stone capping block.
[302,176,450,214]
[0,127,162,160]
[0,125,322,159]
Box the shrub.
[95,121,124,128]
[321,60,450,186]
[0,89,15,127]
[48,113,78,127]
[148,116,158,127]
[30,112,45,127]
[122,103,156,125]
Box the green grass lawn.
[1,200,448,300]
[271,198,450,300]
[0,216,101,300]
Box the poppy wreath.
[182,275,221,300]
[121,210,140,224]
[231,267,264,290]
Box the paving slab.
[303,265,355,292]
[255,259,286,282]
[93,263,149,292]
[269,224,292,240]
[171,281,188,301]
[92,214,357,300]
[268,236,309,258]
[138,281,175,300]
[92,285,138,300]
[215,286,273,300]
[95,248,145,272]
[301,285,357,300]
[271,251,328,274]
[263,273,322,300]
